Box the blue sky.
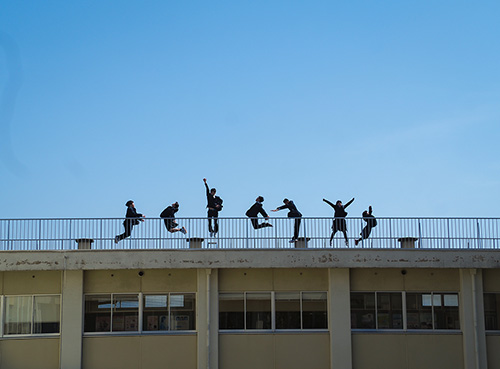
[1,0,499,219]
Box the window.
[3,295,60,335]
[407,293,459,330]
[219,291,327,331]
[484,293,500,330]
[84,293,195,333]
[351,292,402,329]
[351,292,459,331]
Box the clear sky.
[1,0,499,219]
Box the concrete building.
[0,217,499,369]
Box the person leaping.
[355,206,377,246]
[246,196,273,229]
[323,197,354,246]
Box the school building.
[0,216,499,369]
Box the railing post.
[38,219,41,251]
[476,219,481,249]
[418,220,422,249]
[7,219,11,250]
[447,218,451,249]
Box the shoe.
[180,227,187,234]
[345,240,349,246]
[289,239,297,243]
[265,223,273,227]
[114,236,119,244]
[355,239,359,246]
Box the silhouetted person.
[160,202,187,234]
[246,196,273,229]
[272,198,302,242]
[115,200,145,243]
[203,178,223,236]
[323,197,354,246]
[355,206,377,245]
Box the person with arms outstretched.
[323,197,354,246]
[355,206,377,246]
[115,200,145,243]
[246,196,273,229]
[272,198,302,242]
[203,178,223,237]
[160,202,187,234]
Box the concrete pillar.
[459,269,488,369]
[59,269,84,369]
[295,237,311,249]
[328,268,352,369]
[75,238,93,250]
[188,238,205,249]
[197,269,219,369]
[398,237,418,249]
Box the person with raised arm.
[246,196,273,229]
[115,200,145,243]
[272,198,302,243]
[203,178,223,237]
[323,197,354,246]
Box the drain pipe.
[206,269,212,369]
[471,269,479,369]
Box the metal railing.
[0,217,499,251]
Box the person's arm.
[344,198,355,208]
[259,206,269,219]
[203,178,210,196]
[272,204,287,212]
[323,199,335,209]
[368,206,373,215]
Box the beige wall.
[82,335,197,369]
[219,268,328,291]
[350,268,459,291]
[352,333,464,369]
[482,269,500,292]
[486,336,500,368]
[219,333,329,369]
[1,271,61,295]
[0,338,60,369]
[83,269,197,293]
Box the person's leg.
[208,217,214,233]
[213,212,219,234]
[116,221,133,242]
[250,218,259,229]
[293,218,301,240]
[342,230,349,245]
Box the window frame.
[83,292,196,336]
[483,292,500,332]
[1,294,62,337]
[350,291,461,332]
[219,291,328,332]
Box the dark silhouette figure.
[203,178,223,236]
[115,200,145,243]
[272,198,302,242]
[160,202,187,234]
[323,197,354,246]
[246,196,273,229]
[355,206,377,245]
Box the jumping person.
[160,202,187,234]
[272,198,302,242]
[115,200,145,243]
[246,196,273,229]
[355,206,377,246]
[323,197,354,246]
[203,178,223,237]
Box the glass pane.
[143,295,168,331]
[276,292,301,329]
[4,296,32,335]
[170,293,196,330]
[84,295,112,332]
[246,292,271,329]
[434,293,459,329]
[377,293,403,329]
[302,292,327,329]
[433,294,442,307]
[112,294,139,332]
[33,295,61,334]
[484,293,500,330]
[219,293,244,329]
[407,293,432,329]
[350,292,375,329]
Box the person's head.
[210,188,216,195]
[126,200,134,208]
[362,210,369,217]
[256,196,264,203]
[336,200,342,206]
[172,202,179,209]
[283,198,289,204]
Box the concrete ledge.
[0,249,499,271]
